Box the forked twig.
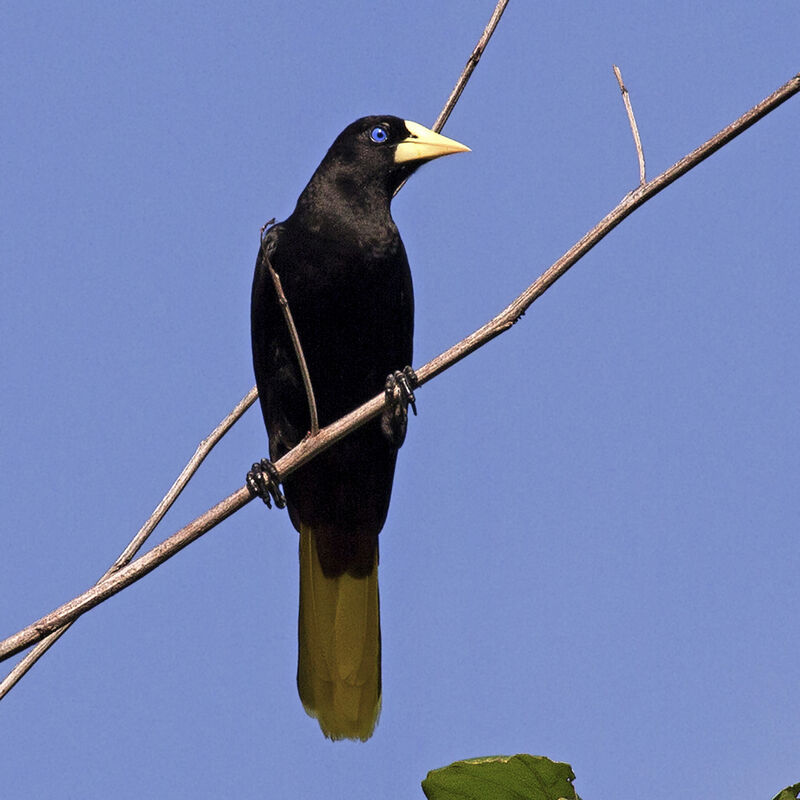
[614,65,646,185]
[2,71,798,664]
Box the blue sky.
[1,3,798,798]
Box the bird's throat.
[297,169,397,246]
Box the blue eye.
[370,126,389,143]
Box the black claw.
[400,366,418,416]
[246,458,286,509]
[381,366,419,447]
[385,367,418,416]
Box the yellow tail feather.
[297,524,381,741]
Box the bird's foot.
[381,366,418,447]
[246,458,287,509]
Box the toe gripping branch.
[246,458,287,509]
[386,366,419,416]
[382,366,419,447]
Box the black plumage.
[250,115,468,740]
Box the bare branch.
[419,73,799,381]
[0,387,258,698]
[2,71,797,665]
[0,489,248,662]
[394,0,509,197]
[116,386,260,570]
[613,65,646,185]
[432,0,510,134]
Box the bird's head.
[315,115,470,200]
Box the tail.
[297,523,381,741]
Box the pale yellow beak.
[394,119,470,164]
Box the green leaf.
[422,754,580,800]
[772,784,800,800]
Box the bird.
[249,116,469,741]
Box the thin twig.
[394,0,509,197]
[432,0,510,134]
[0,1,508,692]
[0,386,258,698]
[614,65,646,185]
[260,221,320,435]
[114,386,259,570]
[2,71,797,664]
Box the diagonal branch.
[1,71,797,665]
